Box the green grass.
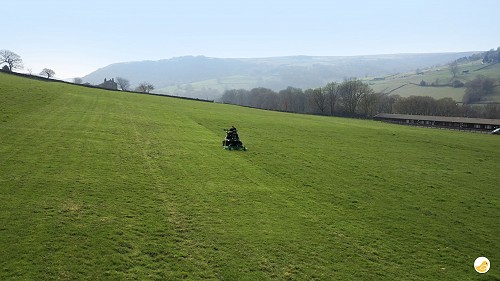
[155,76,256,97]
[372,82,465,101]
[1,72,499,280]
[155,75,284,100]
[369,62,500,100]
[156,61,500,101]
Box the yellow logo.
[474,257,490,273]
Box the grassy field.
[368,62,500,101]
[155,75,283,100]
[0,72,499,280]
[157,62,500,102]
[155,76,256,100]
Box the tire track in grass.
[129,112,219,280]
[0,94,70,166]
[166,115,356,279]
[0,92,111,279]
[137,109,301,279]
[180,109,406,279]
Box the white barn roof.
[374,113,500,126]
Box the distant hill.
[368,60,500,102]
[83,52,478,99]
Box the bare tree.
[278,87,302,112]
[358,92,380,117]
[339,78,372,115]
[136,82,154,93]
[0,50,23,71]
[73,77,83,84]
[308,87,327,114]
[249,87,277,109]
[221,89,238,104]
[116,77,130,91]
[435,97,459,116]
[40,68,55,79]
[484,104,500,119]
[449,61,459,78]
[290,88,305,113]
[323,82,340,116]
[462,75,496,104]
[220,89,250,105]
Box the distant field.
[156,75,286,99]
[155,61,500,102]
[369,62,500,101]
[0,73,499,280]
[156,75,262,98]
[371,83,465,101]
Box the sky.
[2,0,499,79]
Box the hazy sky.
[3,0,499,78]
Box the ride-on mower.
[222,127,247,151]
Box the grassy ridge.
[0,73,499,280]
[369,62,500,100]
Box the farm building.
[374,113,500,132]
[97,78,118,90]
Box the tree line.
[220,77,500,119]
[462,75,497,104]
[3,48,499,118]
[221,79,366,116]
[221,78,391,117]
[454,47,500,64]
[1,49,56,78]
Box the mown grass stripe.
[0,73,498,280]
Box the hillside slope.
[368,62,500,101]
[82,53,477,99]
[0,73,499,280]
